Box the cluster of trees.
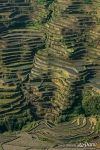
[82,90,100,116]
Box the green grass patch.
[84,0,92,4]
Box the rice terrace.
[0,0,100,150]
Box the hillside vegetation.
[0,0,100,133]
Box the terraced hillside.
[0,0,100,139]
[0,0,45,131]
[0,118,100,150]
